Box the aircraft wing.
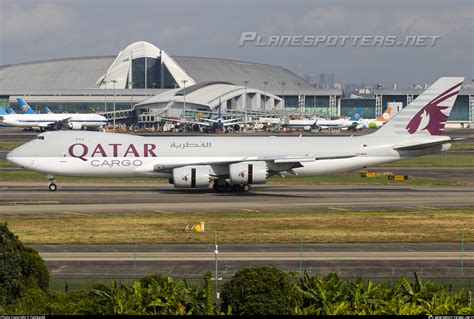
[152,154,356,173]
[203,118,240,123]
[46,117,71,129]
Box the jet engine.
[191,123,201,132]
[172,165,213,188]
[68,122,82,130]
[229,161,268,185]
[232,123,241,131]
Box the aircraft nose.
[6,144,32,168]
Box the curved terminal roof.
[135,82,283,111]
[0,41,342,96]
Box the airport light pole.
[297,82,302,114]
[182,79,188,118]
[263,81,268,116]
[243,80,249,132]
[299,232,304,277]
[111,80,117,132]
[313,84,316,114]
[215,230,219,299]
[129,81,135,109]
[103,79,108,114]
[281,82,286,114]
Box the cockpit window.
[36,136,45,140]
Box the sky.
[0,0,472,87]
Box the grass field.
[2,209,472,245]
[382,155,473,167]
[450,142,474,151]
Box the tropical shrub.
[0,223,49,304]
[220,265,300,315]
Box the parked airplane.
[18,97,37,114]
[43,106,53,114]
[7,77,463,192]
[172,105,241,132]
[6,106,16,114]
[315,108,364,131]
[0,98,108,130]
[356,107,393,129]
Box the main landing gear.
[213,181,251,193]
[47,175,57,191]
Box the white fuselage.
[6,131,449,179]
[0,113,107,128]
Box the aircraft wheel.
[243,184,251,192]
[48,183,57,191]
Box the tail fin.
[350,108,363,121]
[6,106,16,114]
[373,77,464,136]
[0,107,7,115]
[17,98,36,114]
[43,106,53,114]
[376,107,392,122]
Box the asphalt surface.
[33,243,472,279]
[1,183,474,215]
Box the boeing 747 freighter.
[7,77,463,192]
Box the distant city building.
[318,73,334,89]
[304,74,318,86]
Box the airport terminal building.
[0,41,472,125]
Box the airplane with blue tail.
[0,98,107,130]
[17,98,37,114]
[315,108,365,131]
[43,106,53,114]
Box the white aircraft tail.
[373,77,464,136]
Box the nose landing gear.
[47,175,57,191]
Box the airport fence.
[50,276,473,293]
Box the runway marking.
[329,207,350,212]
[62,212,89,216]
[418,206,440,210]
[9,200,60,205]
[153,210,174,214]
[241,209,261,212]
[39,251,474,262]
[51,265,66,273]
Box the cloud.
[1,1,74,41]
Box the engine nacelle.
[191,123,201,132]
[172,165,213,188]
[232,123,240,131]
[68,122,82,130]
[229,161,267,185]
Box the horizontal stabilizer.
[394,139,452,151]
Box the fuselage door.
[60,152,67,163]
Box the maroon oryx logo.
[405,82,462,135]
